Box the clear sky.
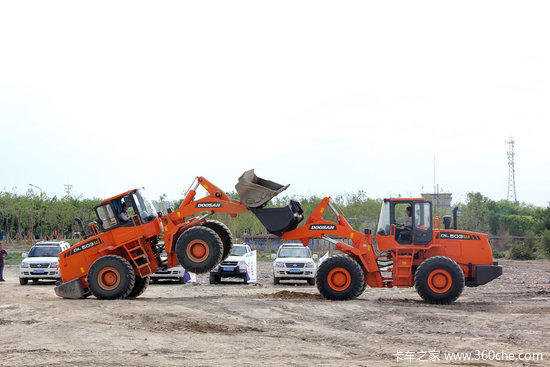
[1,1,548,206]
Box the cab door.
[413,202,433,245]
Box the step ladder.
[393,248,415,287]
[126,242,153,277]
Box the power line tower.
[506,137,518,205]
[64,184,73,198]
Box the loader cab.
[95,189,158,232]
[376,198,433,247]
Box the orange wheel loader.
[55,172,287,300]
[238,179,503,304]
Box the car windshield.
[278,247,311,258]
[231,246,248,256]
[28,246,61,257]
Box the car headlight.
[20,262,29,268]
[50,262,59,268]
[305,262,315,268]
[274,261,285,268]
[238,261,247,271]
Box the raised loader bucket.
[236,169,304,237]
[251,200,304,237]
[235,169,290,208]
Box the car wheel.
[19,278,28,285]
[209,272,218,284]
[32,279,39,284]
[151,278,158,284]
[178,276,186,284]
[243,276,248,284]
[307,277,316,286]
[273,276,280,285]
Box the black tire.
[307,277,316,286]
[273,276,280,285]
[358,280,368,295]
[316,255,364,301]
[209,272,217,284]
[151,278,158,284]
[32,279,39,284]
[243,276,248,284]
[19,278,28,285]
[127,275,150,299]
[414,256,465,304]
[175,226,223,274]
[203,220,233,262]
[87,255,136,300]
[178,276,187,284]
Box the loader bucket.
[54,278,87,299]
[235,169,290,208]
[251,200,304,237]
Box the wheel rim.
[186,239,210,262]
[427,269,452,293]
[97,267,121,291]
[327,267,351,291]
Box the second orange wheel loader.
[237,180,503,304]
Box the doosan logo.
[309,224,337,230]
[196,202,222,208]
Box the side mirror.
[22,252,28,258]
[270,253,277,259]
[312,254,319,259]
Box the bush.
[508,243,537,260]
[492,249,506,259]
[539,229,550,258]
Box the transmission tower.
[64,184,73,198]
[506,137,518,205]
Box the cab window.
[97,204,117,230]
[376,201,391,235]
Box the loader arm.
[279,197,384,287]
[177,176,248,218]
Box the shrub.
[539,229,550,258]
[508,243,537,260]
[492,249,506,259]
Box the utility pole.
[506,137,518,206]
[29,184,45,241]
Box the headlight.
[50,262,59,268]
[305,262,315,268]
[238,261,247,271]
[274,261,285,268]
[20,262,29,268]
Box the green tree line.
[0,190,99,242]
[1,189,549,258]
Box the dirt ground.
[0,259,549,367]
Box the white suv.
[19,241,70,285]
[150,249,186,284]
[273,244,317,285]
[210,244,252,284]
